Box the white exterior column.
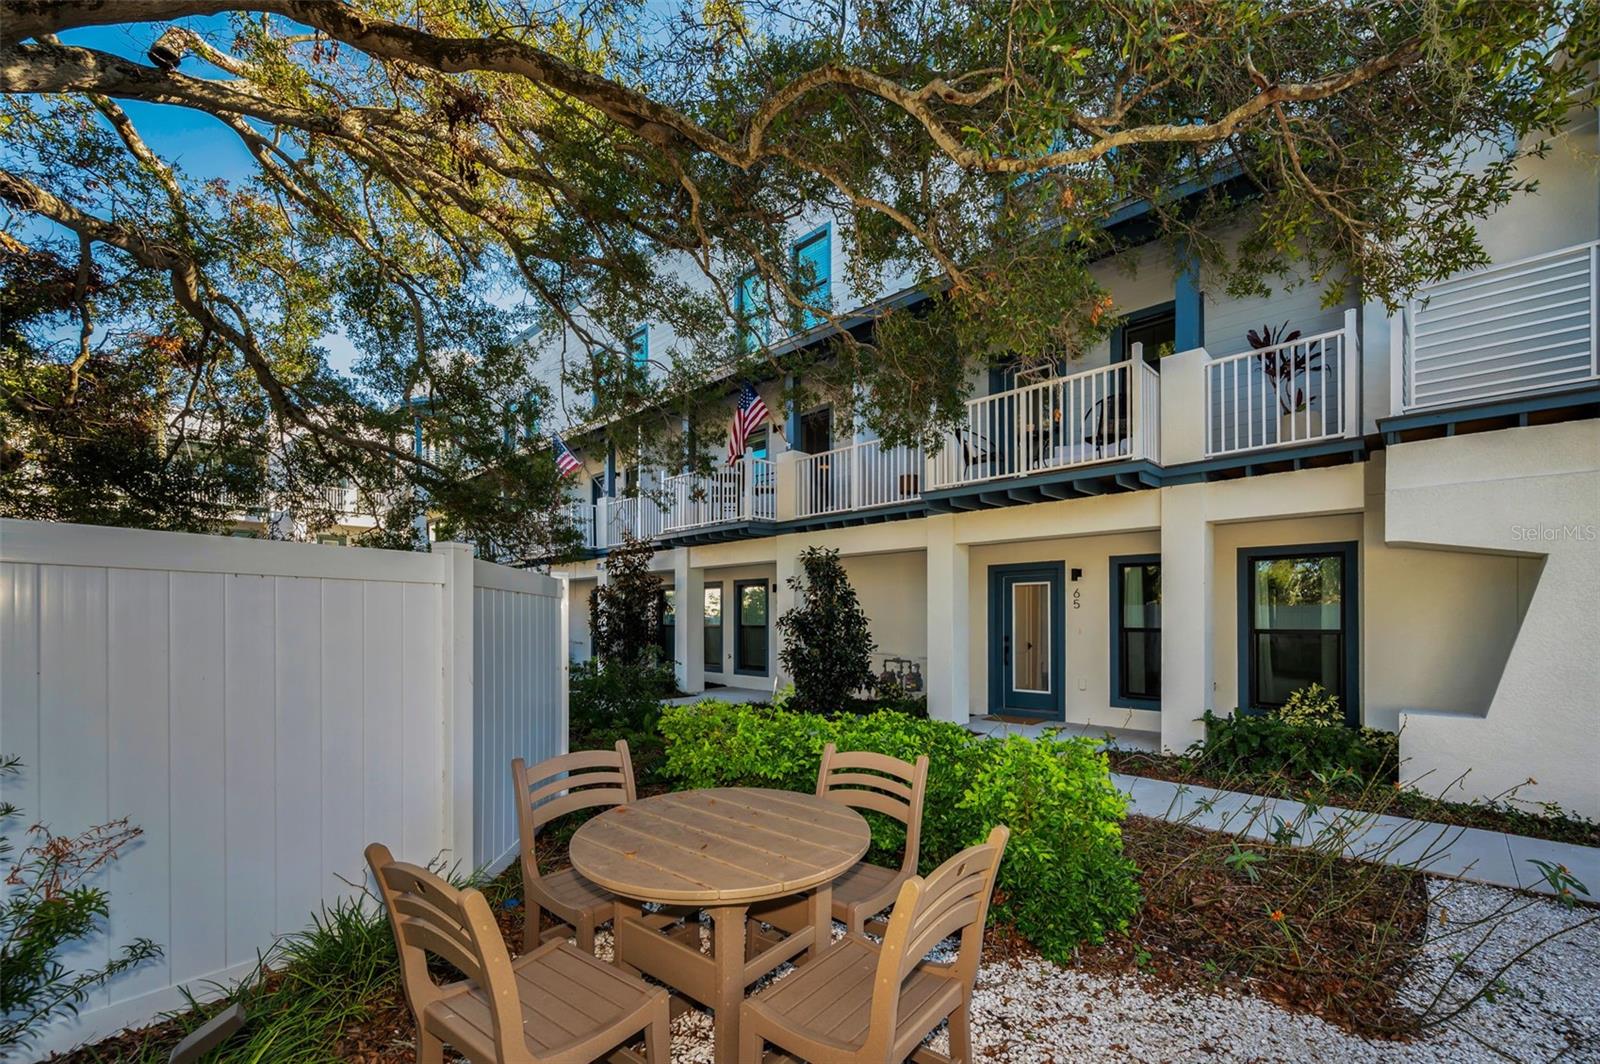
[773,539,801,687]
[1159,484,1214,752]
[672,550,705,694]
[924,514,970,724]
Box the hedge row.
[657,702,1140,959]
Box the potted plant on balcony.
[1247,322,1322,443]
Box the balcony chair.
[511,742,638,954]
[954,427,996,479]
[739,826,1011,1064]
[1081,392,1131,459]
[747,745,929,955]
[366,843,670,1064]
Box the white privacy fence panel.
[471,561,564,872]
[0,520,564,1057]
[1404,240,1598,410]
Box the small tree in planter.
[589,534,665,667]
[577,535,673,735]
[779,547,876,713]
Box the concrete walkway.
[1113,771,1600,901]
[663,685,774,707]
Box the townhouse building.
[545,113,1600,818]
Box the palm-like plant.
[1247,322,1318,416]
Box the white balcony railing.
[1401,240,1598,411]
[795,439,924,519]
[661,457,776,533]
[606,493,664,545]
[1205,324,1352,457]
[566,500,596,549]
[928,360,1159,490]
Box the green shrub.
[657,702,1139,956]
[1274,682,1342,727]
[569,658,674,737]
[777,547,876,713]
[1196,710,1397,783]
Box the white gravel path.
[589,878,1599,1063]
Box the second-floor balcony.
[794,439,924,519]
[927,360,1161,490]
[661,458,776,533]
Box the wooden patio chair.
[366,843,670,1064]
[739,826,1011,1064]
[748,745,929,957]
[816,745,930,934]
[512,742,637,954]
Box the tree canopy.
[2,0,1593,557]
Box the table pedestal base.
[614,886,832,1064]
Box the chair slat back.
[365,843,523,1060]
[816,744,929,875]
[512,741,636,882]
[888,825,1009,985]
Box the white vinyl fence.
[0,520,566,1058]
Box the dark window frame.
[1236,541,1360,726]
[628,326,649,370]
[1111,300,1177,367]
[1109,554,1161,711]
[733,579,769,677]
[703,581,724,673]
[657,586,676,665]
[735,270,770,352]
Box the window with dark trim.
[703,583,723,672]
[628,326,649,370]
[1238,542,1359,725]
[735,270,769,353]
[657,587,676,664]
[734,580,768,675]
[1109,555,1161,710]
[791,226,831,328]
[1113,301,1176,367]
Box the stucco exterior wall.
[1383,421,1599,814]
[840,550,929,678]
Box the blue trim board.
[1161,439,1366,484]
[1174,244,1203,351]
[986,562,1066,719]
[922,460,1163,510]
[1235,541,1360,727]
[1378,385,1600,443]
[1109,554,1161,711]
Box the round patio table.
[569,787,870,1064]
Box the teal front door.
[989,563,1065,717]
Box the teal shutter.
[792,227,831,328]
[629,326,649,370]
[737,271,769,352]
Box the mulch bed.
[1107,749,1600,847]
[1078,814,1431,1038]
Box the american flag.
[727,382,769,463]
[552,434,581,478]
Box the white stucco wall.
[1383,420,1600,815]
